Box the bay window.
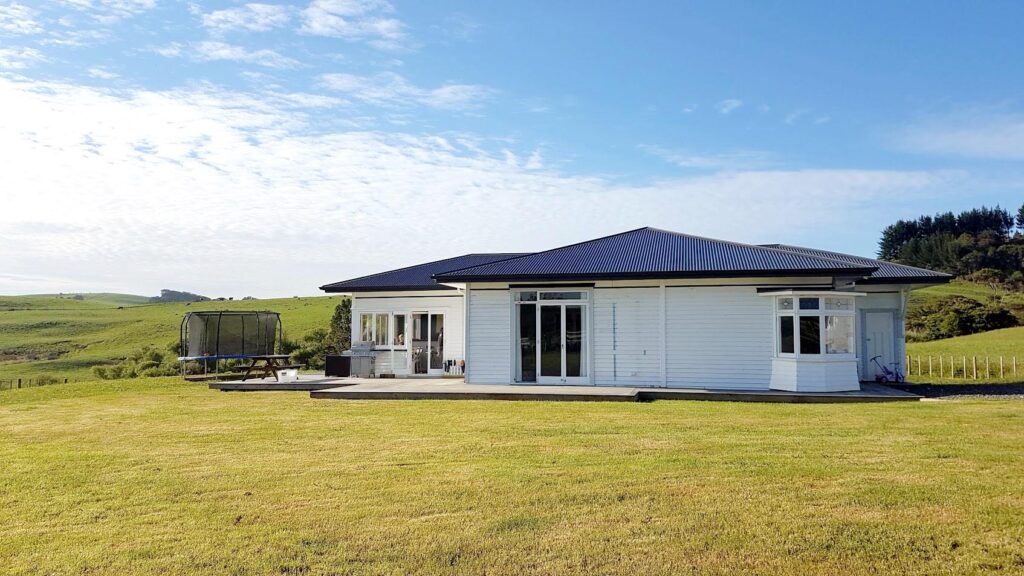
[775,295,856,357]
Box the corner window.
[776,295,855,357]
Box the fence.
[905,355,1022,380]
[0,378,72,391]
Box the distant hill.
[0,295,341,381]
[149,289,210,303]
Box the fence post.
[928,356,933,377]
[1015,357,1018,377]
[986,356,990,379]
[940,356,944,378]
[972,356,977,380]
[963,357,967,380]
[1000,356,1004,379]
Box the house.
[320,227,949,392]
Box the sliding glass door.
[411,312,444,375]
[515,291,589,384]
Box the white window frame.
[358,312,392,347]
[768,292,861,360]
[512,289,591,385]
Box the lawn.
[2,379,1022,575]
[906,327,1024,383]
[0,295,340,381]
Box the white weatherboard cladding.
[665,286,774,389]
[350,294,464,374]
[466,290,511,384]
[592,288,662,385]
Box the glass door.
[411,313,444,375]
[535,303,588,384]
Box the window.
[776,295,855,357]
[540,291,587,300]
[516,291,537,302]
[799,316,821,354]
[393,314,406,347]
[359,312,392,346]
[779,316,795,354]
[359,314,373,342]
[375,314,389,346]
[826,316,854,354]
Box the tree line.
[878,204,1024,285]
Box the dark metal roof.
[760,244,952,284]
[320,253,530,293]
[434,227,878,282]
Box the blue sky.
[1,1,1022,296]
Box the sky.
[1,1,1023,297]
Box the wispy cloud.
[176,41,300,69]
[0,3,41,34]
[201,3,292,33]
[640,145,772,171]
[299,0,406,49]
[86,66,118,79]
[0,76,967,295]
[57,0,157,24]
[0,47,45,69]
[319,71,492,110]
[894,106,1024,160]
[716,98,742,114]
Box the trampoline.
[178,311,283,370]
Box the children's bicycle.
[870,355,905,383]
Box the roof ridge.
[319,253,523,290]
[432,227,651,278]
[763,243,951,276]
[647,228,875,270]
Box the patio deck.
[308,378,920,403]
[209,374,350,392]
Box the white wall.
[592,288,662,386]
[665,286,774,389]
[351,292,465,374]
[465,289,511,384]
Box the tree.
[327,298,352,354]
[1017,203,1024,231]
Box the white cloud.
[319,71,492,110]
[640,145,772,171]
[894,107,1024,160]
[716,98,742,114]
[57,0,157,23]
[0,47,45,69]
[201,3,292,33]
[0,3,41,34]
[86,66,118,79]
[299,0,406,49]
[192,41,299,68]
[0,76,969,296]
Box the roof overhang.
[319,284,456,293]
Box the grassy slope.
[0,295,339,380]
[1,379,1022,575]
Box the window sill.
[774,355,857,363]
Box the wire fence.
[906,355,1022,380]
[0,378,73,391]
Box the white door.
[410,312,445,375]
[863,311,895,381]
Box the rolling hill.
[0,294,340,381]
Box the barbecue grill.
[346,341,377,378]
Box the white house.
[320,227,949,392]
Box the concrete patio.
[209,374,920,402]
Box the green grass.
[1,379,1022,575]
[906,327,1024,383]
[0,295,340,380]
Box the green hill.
[0,295,340,381]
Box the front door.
[411,312,445,375]
[863,311,895,381]
[537,303,588,384]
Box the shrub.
[906,295,1018,341]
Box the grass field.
[0,295,340,381]
[1,379,1022,575]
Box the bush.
[906,295,1018,341]
[92,343,182,380]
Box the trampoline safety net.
[180,311,281,359]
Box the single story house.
[320,227,949,392]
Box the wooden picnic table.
[241,355,300,382]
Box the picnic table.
[241,355,301,382]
